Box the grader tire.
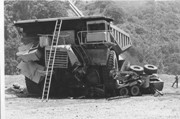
[129,65,144,75]
[144,64,158,75]
[25,77,42,95]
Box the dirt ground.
[5,74,180,119]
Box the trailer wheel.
[25,77,42,94]
[119,87,129,96]
[129,65,144,75]
[130,85,140,96]
[144,64,158,75]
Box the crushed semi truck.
[14,1,164,101]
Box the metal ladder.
[42,19,62,101]
[110,24,132,52]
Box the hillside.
[76,0,180,74]
[4,0,180,75]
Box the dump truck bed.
[14,16,113,28]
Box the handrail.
[77,29,131,52]
[110,24,132,51]
[110,24,130,37]
[67,0,132,52]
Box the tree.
[4,1,68,75]
[104,4,126,24]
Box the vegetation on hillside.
[4,1,68,74]
[78,0,180,74]
[4,0,180,75]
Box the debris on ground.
[152,87,164,97]
[106,95,130,101]
[13,83,21,89]
[5,83,27,97]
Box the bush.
[166,62,180,75]
[104,5,126,24]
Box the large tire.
[129,65,144,75]
[102,50,119,97]
[25,77,43,95]
[144,64,158,75]
[107,50,119,88]
[107,50,119,72]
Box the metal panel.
[86,48,109,65]
[45,49,68,68]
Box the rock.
[13,83,20,89]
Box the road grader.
[15,1,163,101]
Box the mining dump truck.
[14,1,163,101]
[15,15,132,99]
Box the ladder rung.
[44,90,48,93]
[47,71,53,74]
[45,84,49,86]
[48,65,54,67]
[53,40,58,42]
[48,62,55,65]
[48,65,54,68]
[53,41,58,43]
[44,90,48,92]
[44,92,48,95]
[48,64,54,66]
[45,79,50,82]
[53,35,58,37]
[45,79,50,81]
[47,73,51,75]
[46,80,50,82]
[45,86,49,89]
[53,36,58,39]
[45,85,49,87]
